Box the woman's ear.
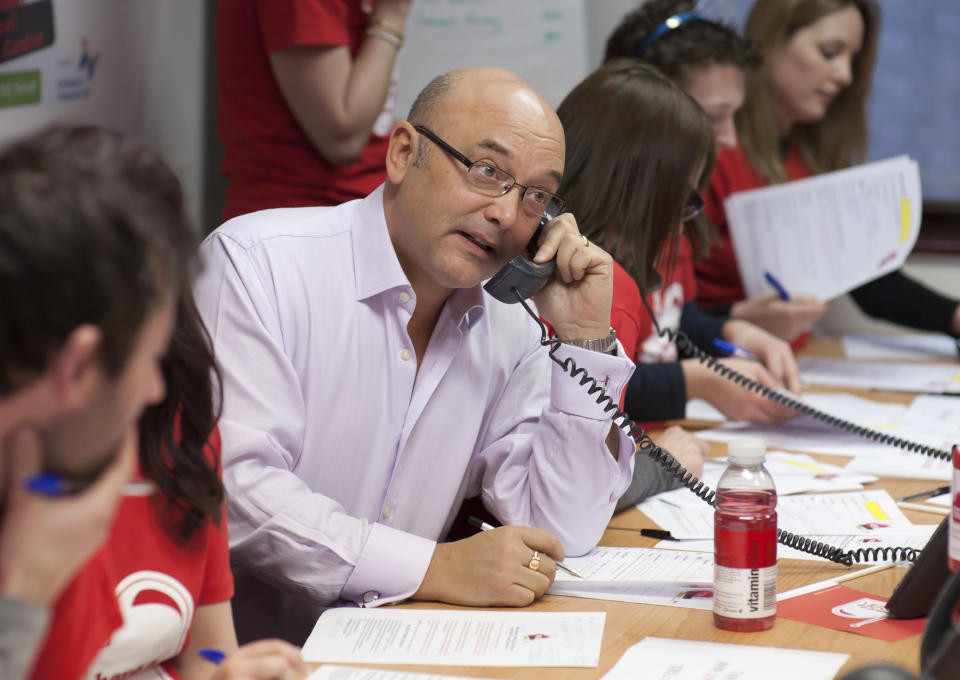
[385,121,420,185]
[51,324,104,409]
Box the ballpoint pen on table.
[764,271,791,300]
[639,528,678,541]
[896,485,950,503]
[467,515,584,578]
[896,501,949,515]
[712,338,758,361]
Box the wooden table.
[307,337,947,678]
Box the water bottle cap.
[727,438,766,465]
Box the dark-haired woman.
[603,1,803,432]
[695,0,960,342]
[557,60,781,506]
[28,293,305,680]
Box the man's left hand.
[530,213,613,342]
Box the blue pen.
[23,473,75,496]
[764,271,791,300]
[197,648,226,665]
[712,338,758,361]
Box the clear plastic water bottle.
[713,437,777,631]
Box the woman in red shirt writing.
[696,0,960,343]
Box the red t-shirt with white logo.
[217,0,394,221]
[611,235,698,363]
[29,429,232,680]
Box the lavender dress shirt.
[194,185,636,643]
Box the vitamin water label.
[713,565,777,619]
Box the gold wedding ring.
[528,550,542,571]
[581,234,589,247]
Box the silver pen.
[467,515,584,578]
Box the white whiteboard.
[395,0,590,118]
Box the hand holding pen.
[413,518,568,607]
[468,516,584,578]
[0,427,135,605]
[196,641,306,679]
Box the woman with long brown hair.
[695,0,960,343]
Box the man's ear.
[51,324,104,409]
[385,121,420,185]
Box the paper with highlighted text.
[725,155,921,301]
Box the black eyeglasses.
[684,186,705,222]
[414,125,564,220]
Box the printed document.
[725,155,921,301]
[550,546,714,586]
[301,609,604,667]
[843,333,959,361]
[308,668,495,680]
[663,525,936,563]
[600,637,849,680]
[797,357,960,394]
[639,489,911,540]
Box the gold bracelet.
[365,27,403,49]
[367,15,404,42]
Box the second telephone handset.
[483,208,558,303]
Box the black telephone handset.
[483,209,558,303]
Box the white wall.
[0,1,208,231]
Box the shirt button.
[399,291,411,303]
[400,349,411,361]
[381,505,392,519]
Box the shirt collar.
[352,185,411,301]
[351,185,486,327]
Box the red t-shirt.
[695,145,812,307]
[217,0,394,221]
[29,429,232,680]
[611,236,698,363]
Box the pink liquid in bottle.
[713,439,777,632]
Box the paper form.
[725,155,921,301]
[547,581,715,610]
[689,389,909,427]
[844,449,952,481]
[797,357,960,394]
[652,453,875,512]
[662,525,936,563]
[550,546,713,586]
[639,489,912,540]
[301,609,605,667]
[600,637,849,680]
[696,418,953,460]
[308,668,497,680]
[902,394,960,440]
[843,333,959,361]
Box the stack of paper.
[545,546,715,608]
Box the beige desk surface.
[307,337,950,678]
